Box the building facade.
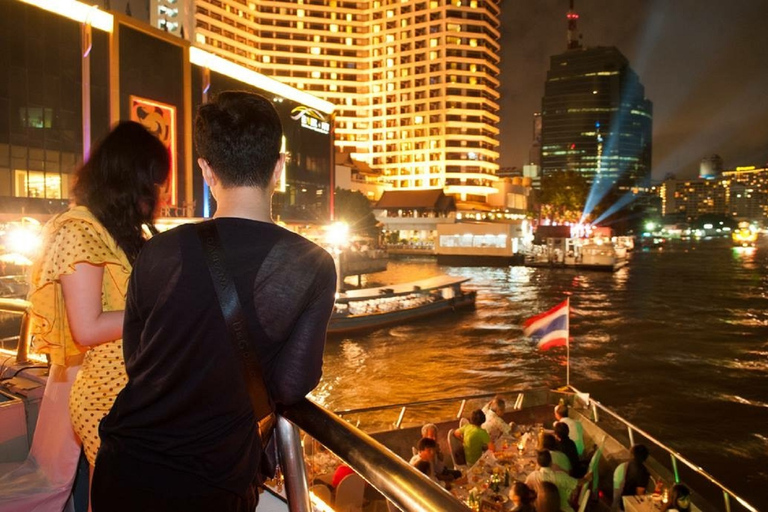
[174,0,502,202]
[658,167,768,221]
[0,0,334,224]
[540,45,653,192]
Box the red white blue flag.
[523,298,569,350]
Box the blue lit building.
[540,45,653,193]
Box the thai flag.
[523,298,569,350]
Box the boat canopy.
[337,276,470,302]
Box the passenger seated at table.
[525,450,581,512]
[554,404,585,456]
[661,483,692,512]
[540,433,571,474]
[554,422,584,477]
[420,424,462,481]
[482,396,512,441]
[453,409,494,465]
[409,437,437,479]
[535,481,562,512]
[620,444,651,506]
[509,482,537,512]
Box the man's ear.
[199,158,216,189]
[272,153,286,189]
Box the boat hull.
[328,292,476,336]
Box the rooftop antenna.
[567,0,581,49]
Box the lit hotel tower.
[540,1,653,192]
[169,0,502,202]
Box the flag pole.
[566,296,570,388]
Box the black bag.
[196,222,279,482]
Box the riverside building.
[659,167,768,222]
[0,0,334,223]
[162,0,503,204]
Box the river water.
[314,239,768,509]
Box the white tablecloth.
[623,495,661,512]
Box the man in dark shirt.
[554,421,583,477]
[621,444,651,508]
[92,91,337,512]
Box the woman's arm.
[61,262,124,347]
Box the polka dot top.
[28,206,131,367]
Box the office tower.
[180,0,502,202]
[540,2,652,194]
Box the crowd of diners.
[404,398,693,512]
[302,396,694,512]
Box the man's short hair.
[537,450,553,468]
[630,444,649,463]
[417,437,437,452]
[554,421,570,439]
[541,433,559,451]
[492,397,506,414]
[555,404,569,419]
[194,91,283,188]
[470,409,486,426]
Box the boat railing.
[278,399,469,511]
[569,385,758,512]
[0,298,33,365]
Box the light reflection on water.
[315,239,768,509]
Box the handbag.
[196,221,278,480]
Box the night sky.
[497,0,768,181]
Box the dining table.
[623,494,702,512]
[623,494,664,512]
[450,425,543,511]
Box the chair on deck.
[334,473,366,512]
[310,483,332,506]
[587,438,605,495]
[447,429,466,468]
[576,481,591,512]
[611,461,628,510]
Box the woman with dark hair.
[661,484,692,512]
[24,121,168,507]
[509,481,537,512]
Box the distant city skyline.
[498,0,768,181]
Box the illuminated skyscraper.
[540,3,652,193]
[171,0,502,202]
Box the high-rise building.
[163,0,502,202]
[540,2,652,193]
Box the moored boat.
[526,238,629,272]
[329,276,476,336]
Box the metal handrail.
[279,398,468,512]
[0,298,33,364]
[569,385,758,512]
[333,387,545,416]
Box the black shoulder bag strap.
[195,221,276,447]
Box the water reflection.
[318,239,768,509]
